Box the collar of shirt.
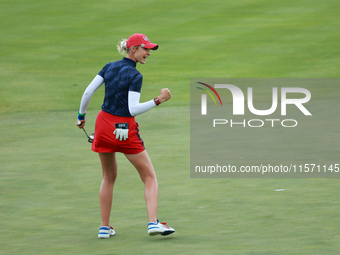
[123,57,137,67]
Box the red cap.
[127,33,159,50]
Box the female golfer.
[76,33,175,238]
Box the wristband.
[154,97,160,106]
[78,112,86,120]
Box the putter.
[77,121,94,143]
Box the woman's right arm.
[77,75,104,128]
[128,88,172,116]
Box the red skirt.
[91,110,145,154]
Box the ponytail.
[117,39,128,55]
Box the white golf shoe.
[98,226,115,239]
[147,220,175,236]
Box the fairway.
[1,0,339,254]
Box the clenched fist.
[158,88,172,103]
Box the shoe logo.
[161,222,170,229]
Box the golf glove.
[113,123,129,141]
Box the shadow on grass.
[144,235,177,242]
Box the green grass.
[1,0,340,254]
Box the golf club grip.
[77,120,82,126]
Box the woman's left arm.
[77,75,104,128]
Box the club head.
[88,133,94,143]
[81,127,94,143]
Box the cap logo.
[143,36,149,41]
[141,43,145,47]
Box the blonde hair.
[117,39,128,55]
[117,39,140,55]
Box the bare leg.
[98,153,117,227]
[125,150,158,223]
